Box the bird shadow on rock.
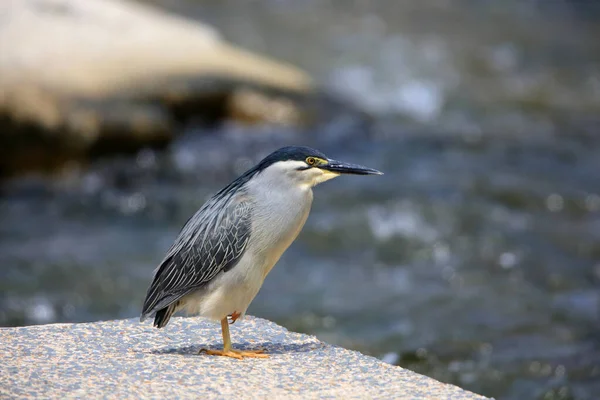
[150,341,324,356]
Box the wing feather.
[140,192,252,319]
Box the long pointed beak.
[320,159,383,176]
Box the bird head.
[255,146,383,188]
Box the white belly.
[180,252,266,321]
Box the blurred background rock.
[1,0,599,399]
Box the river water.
[1,1,600,399]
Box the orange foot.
[199,348,268,359]
[228,311,242,324]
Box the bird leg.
[200,318,268,359]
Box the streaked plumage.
[141,190,252,327]
[140,146,382,359]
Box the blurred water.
[2,1,600,399]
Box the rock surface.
[0,0,313,177]
[0,316,488,399]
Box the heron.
[140,146,383,359]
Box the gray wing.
[140,192,252,319]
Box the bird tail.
[152,303,179,328]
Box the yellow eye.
[306,157,317,166]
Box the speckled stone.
[0,317,488,399]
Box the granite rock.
[0,316,489,399]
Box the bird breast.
[245,179,313,278]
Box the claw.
[228,311,242,324]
